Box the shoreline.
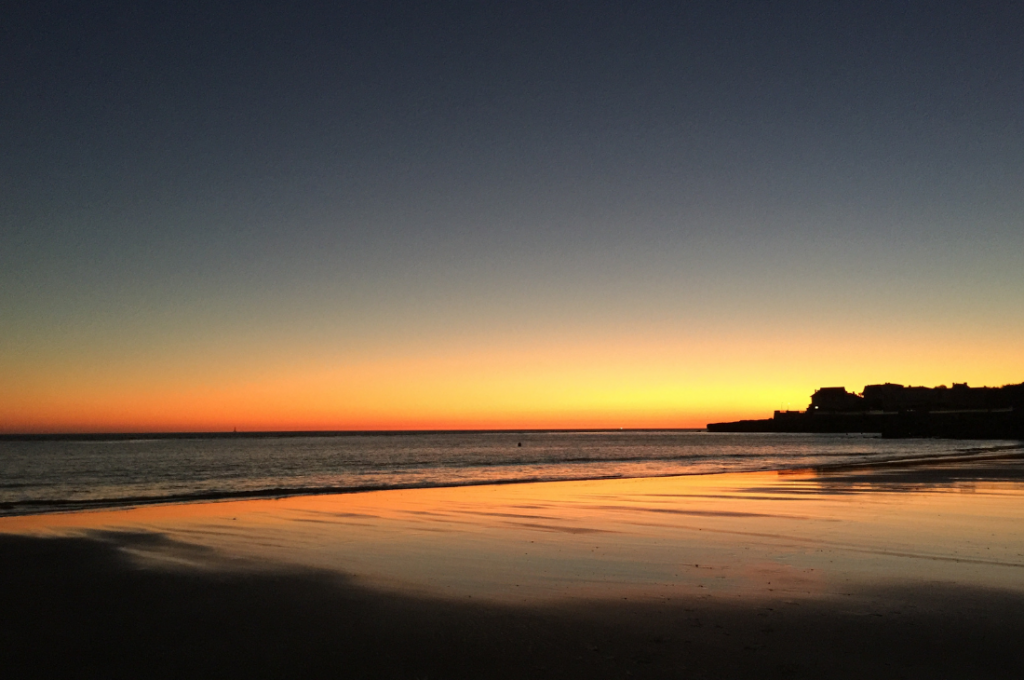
[3,441,1022,519]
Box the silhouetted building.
[810,387,865,412]
[861,382,1018,412]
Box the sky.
[2,1,1023,432]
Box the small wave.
[0,476,627,517]
[1,461,786,518]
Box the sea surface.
[1,431,1020,517]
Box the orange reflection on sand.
[3,470,1024,603]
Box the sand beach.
[3,452,1024,678]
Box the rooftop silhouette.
[708,382,1024,439]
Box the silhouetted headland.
[708,382,1024,439]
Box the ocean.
[1,431,1019,517]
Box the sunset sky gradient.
[2,1,1022,432]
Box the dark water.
[0,431,1019,516]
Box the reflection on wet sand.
[4,458,1024,603]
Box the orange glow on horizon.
[3,322,1022,433]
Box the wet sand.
[3,453,1024,678]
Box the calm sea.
[0,431,1018,516]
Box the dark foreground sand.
[3,452,1024,679]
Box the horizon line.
[0,427,708,442]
